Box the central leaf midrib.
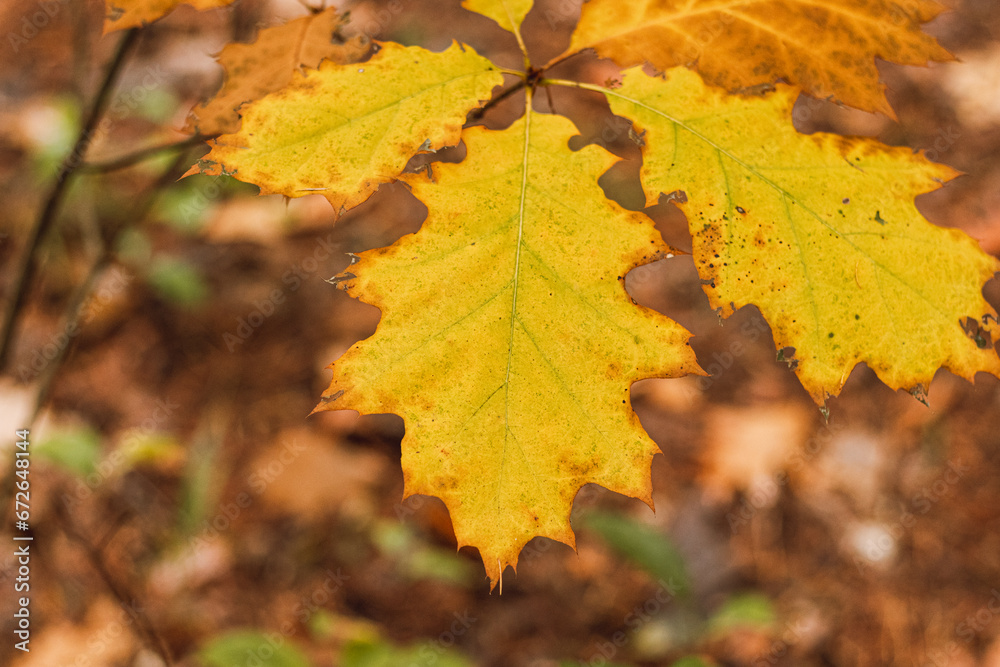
[499,103,533,515]
[504,110,531,394]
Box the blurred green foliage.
[706,592,776,635]
[146,256,208,306]
[340,637,473,667]
[34,426,102,477]
[581,511,689,596]
[372,521,477,587]
[198,631,310,667]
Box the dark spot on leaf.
[777,347,798,370]
[327,272,356,287]
[875,210,887,225]
[961,316,992,349]
[909,385,929,406]
[316,390,345,407]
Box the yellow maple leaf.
[186,8,370,136]
[599,67,1000,402]
[187,42,502,214]
[313,111,700,587]
[562,0,952,115]
[463,0,534,34]
[104,0,234,32]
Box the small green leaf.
[178,429,221,535]
[198,630,310,667]
[147,257,208,306]
[372,522,476,586]
[115,228,153,264]
[340,637,474,667]
[670,657,715,667]
[582,511,689,596]
[34,427,102,477]
[707,593,776,634]
[155,175,258,233]
[121,433,184,468]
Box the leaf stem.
[80,134,217,173]
[500,84,533,535]
[469,78,528,122]
[0,27,141,370]
[503,5,531,71]
[497,66,526,77]
[539,77,604,93]
[538,49,586,76]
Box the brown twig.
[469,48,589,125]
[538,48,587,77]
[80,134,215,174]
[30,149,197,425]
[0,28,141,370]
[468,78,528,123]
[53,494,175,666]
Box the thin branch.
[539,48,587,77]
[80,134,216,174]
[539,77,603,93]
[28,254,111,424]
[510,19,530,72]
[53,496,175,666]
[30,149,196,425]
[468,78,528,123]
[470,49,588,126]
[0,28,141,370]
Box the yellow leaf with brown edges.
[313,111,700,587]
[187,42,502,214]
[104,0,234,32]
[565,0,953,115]
[602,67,1000,403]
[186,8,370,135]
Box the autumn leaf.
[463,0,534,34]
[104,0,234,32]
[563,0,952,115]
[313,111,700,586]
[186,8,370,135]
[187,42,502,213]
[599,67,1000,402]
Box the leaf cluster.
[113,0,1000,587]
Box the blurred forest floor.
[2,0,1000,665]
